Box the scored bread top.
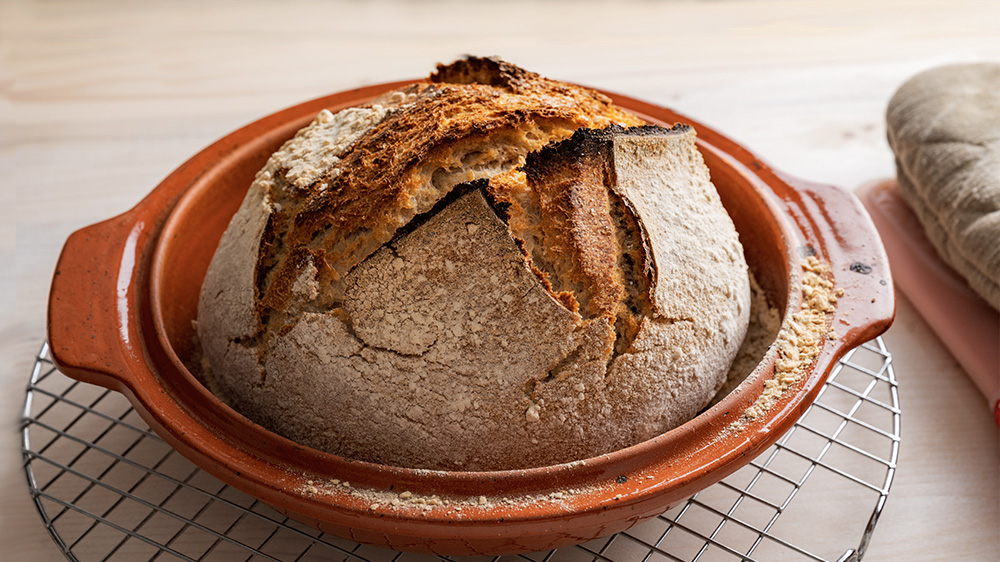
[197,58,749,470]
[255,57,643,329]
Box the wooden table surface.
[3,1,998,560]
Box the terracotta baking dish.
[47,80,894,555]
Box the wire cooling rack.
[22,338,899,562]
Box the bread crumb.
[525,403,541,422]
[742,257,836,421]
[299,474,593,514]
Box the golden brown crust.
[497,125,688,357]
[523,134,620,319]
[430,55,539,90]
[254,57,643,332]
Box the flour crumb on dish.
[743,256,838,421]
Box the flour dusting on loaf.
[197,57,751,470]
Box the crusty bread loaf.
[197,58,750,470]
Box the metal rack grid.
[22,338,899,562]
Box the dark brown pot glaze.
[47,80,894,555]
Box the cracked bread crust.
[255,57,643,323]
[198,59,748,470]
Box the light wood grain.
[4,1,998,560]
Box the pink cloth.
[860,180,999,428]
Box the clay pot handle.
[47,209,148,392]
[778,172,896,346]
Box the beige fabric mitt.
[886,63,1000,311]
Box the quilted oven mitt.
[886,63,1000,311]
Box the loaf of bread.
[197,57,751,470]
